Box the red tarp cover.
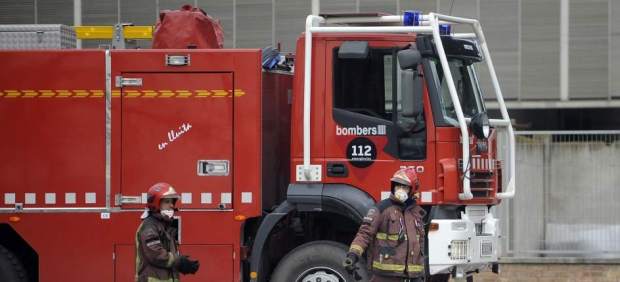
[152,4,224,49]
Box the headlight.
[482,124,490,138]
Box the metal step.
[470,178,494,183]
[471,187,493,191]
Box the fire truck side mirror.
[397,48,421,70]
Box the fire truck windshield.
[427,58,486,126]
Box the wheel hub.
[300,269,342,282]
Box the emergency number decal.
[346,137,377,168]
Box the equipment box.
[0,24,76,49]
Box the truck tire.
[0,245,28,282]
[271,240,369,282]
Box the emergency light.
[439,24,452,35]
[403,10,422,26]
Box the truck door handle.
[327,162,348,177]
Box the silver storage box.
[0,24,76,49]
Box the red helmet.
[146,182,180,211]
[390,168,420,192]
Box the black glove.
[177,255,200,275]
[342,252,359,273]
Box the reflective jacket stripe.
[165,252,175,268]
[349,244,364,255]
[376,232,400,241]
[372,261,424,273]
[147,277,178,282]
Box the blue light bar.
[439,24,451,35]
[403,10,422,26]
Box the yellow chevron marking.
[73,90,90,98]
[212,90,228,97]
[158,90,175,98]
[39,89,56,98]
[124,90,141,98]
[233,89,246,97]
[22,90,39,98]
[89,90,104,98]
[40,90,56,98]
[5,90,21,98]
[195,90,211,97]
[142,90,158,98]
[0,89,248,99]
[176,90,192,98]
[56,90,72,98]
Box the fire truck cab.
[252,12,516,281]
[0,11,515,282]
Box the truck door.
[324,41,436,199]
[119,72,233,209]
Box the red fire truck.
[0,11,515,282]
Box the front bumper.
[427,206,500,276]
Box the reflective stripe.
[372,261,405,272]
[135,222,144,282]
[350,244,364,255]
[147,277,177,282]
[146,240,161,247]
[407,264,424,272]
[372,261,424,273]
[376,232,400,241]
[166,252,175,268]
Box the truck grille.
[449,240,468,260]
[458,158,500,172]
[458,159,502,198]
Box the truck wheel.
[271,240,369,282]
[0,245,28,282]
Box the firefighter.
[343,168,427,282]
[135,182,200,282]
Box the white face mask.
[394,188,409,203]
[160,209,174,218]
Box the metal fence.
[495,131,620,261]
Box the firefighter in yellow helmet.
[135,182,200,282]
[343,168,427,282]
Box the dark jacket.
[135,212,180,282]
[349,197,427,278]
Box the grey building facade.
[2,0,620,129]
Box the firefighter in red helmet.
[343,168,427,282]
[135,182,200,282]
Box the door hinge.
[115,76,143,87]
